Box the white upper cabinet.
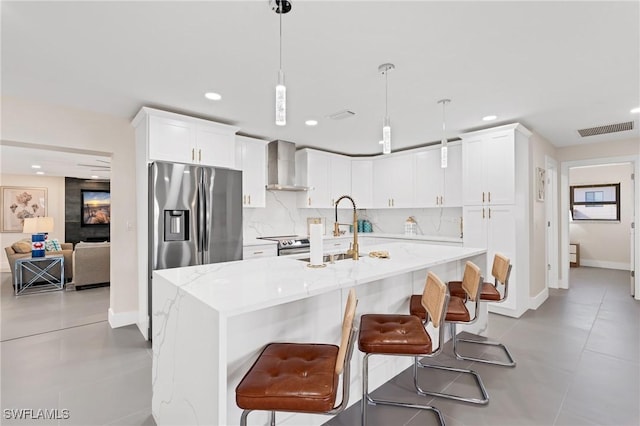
[236,136,267,208]
[413,143,462,208]
[461,127,523,206]
[296,149,352,208]
[373,153,414,208]
[351,160,373,209]
[134,107,240,169]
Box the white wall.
[1,96,138,322]
[0,174,66,271]
[569,163,633,270]
[243,191,463,239]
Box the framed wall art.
[1,186,48,232]
[535,167,545,202]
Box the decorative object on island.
[378,63,395,154]
[22,216,54,258]
[308,223,325,268]
[333,195,359,260]
[0,186,47,232]
[272,0,291,126]
[404,216,417,236]
[438,98,451,168]
[81,190,111,226]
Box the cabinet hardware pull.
[482,208,485,219]
[308,197,311,206]
[248,195,251,205]
[334,243,341,246]
[198,149,202,162]
[392,198,395,207]
[482,192,485,203]
[436,196,438,205]
[488,191,491,203]
[243,195,246,204]
[192,148,195,161]
[253,251,263,255]
[489,208,491,219]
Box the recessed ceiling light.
[204,92,222,101]
[91,175,99,179]
[31,165,41,169]
[305,120,318,126]
[36,171,44,175]
[631,107,640,114]
[482,115,497,121]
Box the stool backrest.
[462,261,482,302]
[422,271,448,329]
[335,288,357,375]
[492,253,511,286]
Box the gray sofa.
[70,242,110,289]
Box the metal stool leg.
[240,409,251,426]
[362,353,445,426]
[453,330,516,367]
[416,324,489,405]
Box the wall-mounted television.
[81,190,111,226]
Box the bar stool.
[448,253,515,367]
[235,289,358,426]
[409,261,490,405]
[359,271,449,426]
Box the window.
[570,183,620,221]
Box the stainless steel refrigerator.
[148,161,242,334]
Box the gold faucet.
[333,195,359,260]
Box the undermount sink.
[297,252,361,263]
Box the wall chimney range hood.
[266,140,308,191]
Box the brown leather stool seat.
[359,314,432,355]
[236,343,339,413]
[448,281,501,301]
[235,289,358,426]
[411,294,470,322]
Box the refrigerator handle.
[201,174,209,251]
[197,172,205,254]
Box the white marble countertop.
[242,238,278,247]
[323,232,463,243]
[154,242,484,317]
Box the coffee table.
[14,255,65,296]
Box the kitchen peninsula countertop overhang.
[153,242,485,317]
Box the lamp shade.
[23,217,54,234]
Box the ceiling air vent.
[327,110,355,120]
[577,121,634,137]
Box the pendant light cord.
[385,70,389,118]
[442,101,446,132]
[279,6,283,72]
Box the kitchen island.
[152,242,486,426]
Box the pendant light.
[378,63,395,154]
[273,0,291,126]
[437,98,451,168]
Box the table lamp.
[22,217,54,258]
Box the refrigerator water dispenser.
[164,210,189,241]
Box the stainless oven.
[258,236,310,256]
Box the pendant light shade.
[273,1,291,126]
[379,63,395,154]
[437,99,451,168]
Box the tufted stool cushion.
[411,294,470,322]
[236,343,339,413]
[448,281,501,301]
[359,314,432,355]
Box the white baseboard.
[108,308,138,329]
[579,259,631,271]
[530,287,549,310]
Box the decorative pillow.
[11,240,32,254]
[45,239,62,252]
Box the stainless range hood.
[266,140,308,191]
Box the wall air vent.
[577,121,634,137]
[327,110,355,120]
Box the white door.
[484,131,515,205]
[486,205,517,310]
[546,156,559,288]
[462,137,485,205]
[463,206,487,249]
[631,168,636,296]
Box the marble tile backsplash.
[243,191,463,239]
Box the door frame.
[560,155,639,298]
[545,156,559,288]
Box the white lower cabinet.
[243,243,277,259]
[464,204,519,313]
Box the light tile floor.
[0,267,638,425]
